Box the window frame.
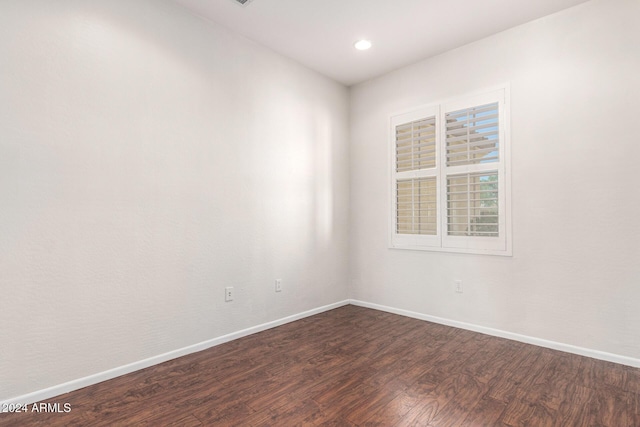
[389,85,512,256]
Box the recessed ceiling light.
[354,39,372,51]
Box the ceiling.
[173,0,590,86]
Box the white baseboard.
[349,299,640,369]
[1,300,350,406]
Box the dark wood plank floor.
[2,305,639,426]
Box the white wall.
[350,0,640,359]
[0,0,349,400]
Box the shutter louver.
[446,103,499,167]
[396,178,437,235]
[396,117,436,172]
[447,172,499,237]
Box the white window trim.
[389,85,512,256]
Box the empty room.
[1,0,639,425]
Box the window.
[390,87,511,255]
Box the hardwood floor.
[2,305,639,426]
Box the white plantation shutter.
[396,117,437,172]
[441,90,508,253]
[396,178,437,235]
[390,86,511,255]
[446,103,499,166]
[391,106,440,248]
[446,172,499,237]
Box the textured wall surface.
[0,0,349,400]
[349,0,640,359]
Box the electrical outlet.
[454,280,463,293]
[225,287,234,302]
[275,279,282,292]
